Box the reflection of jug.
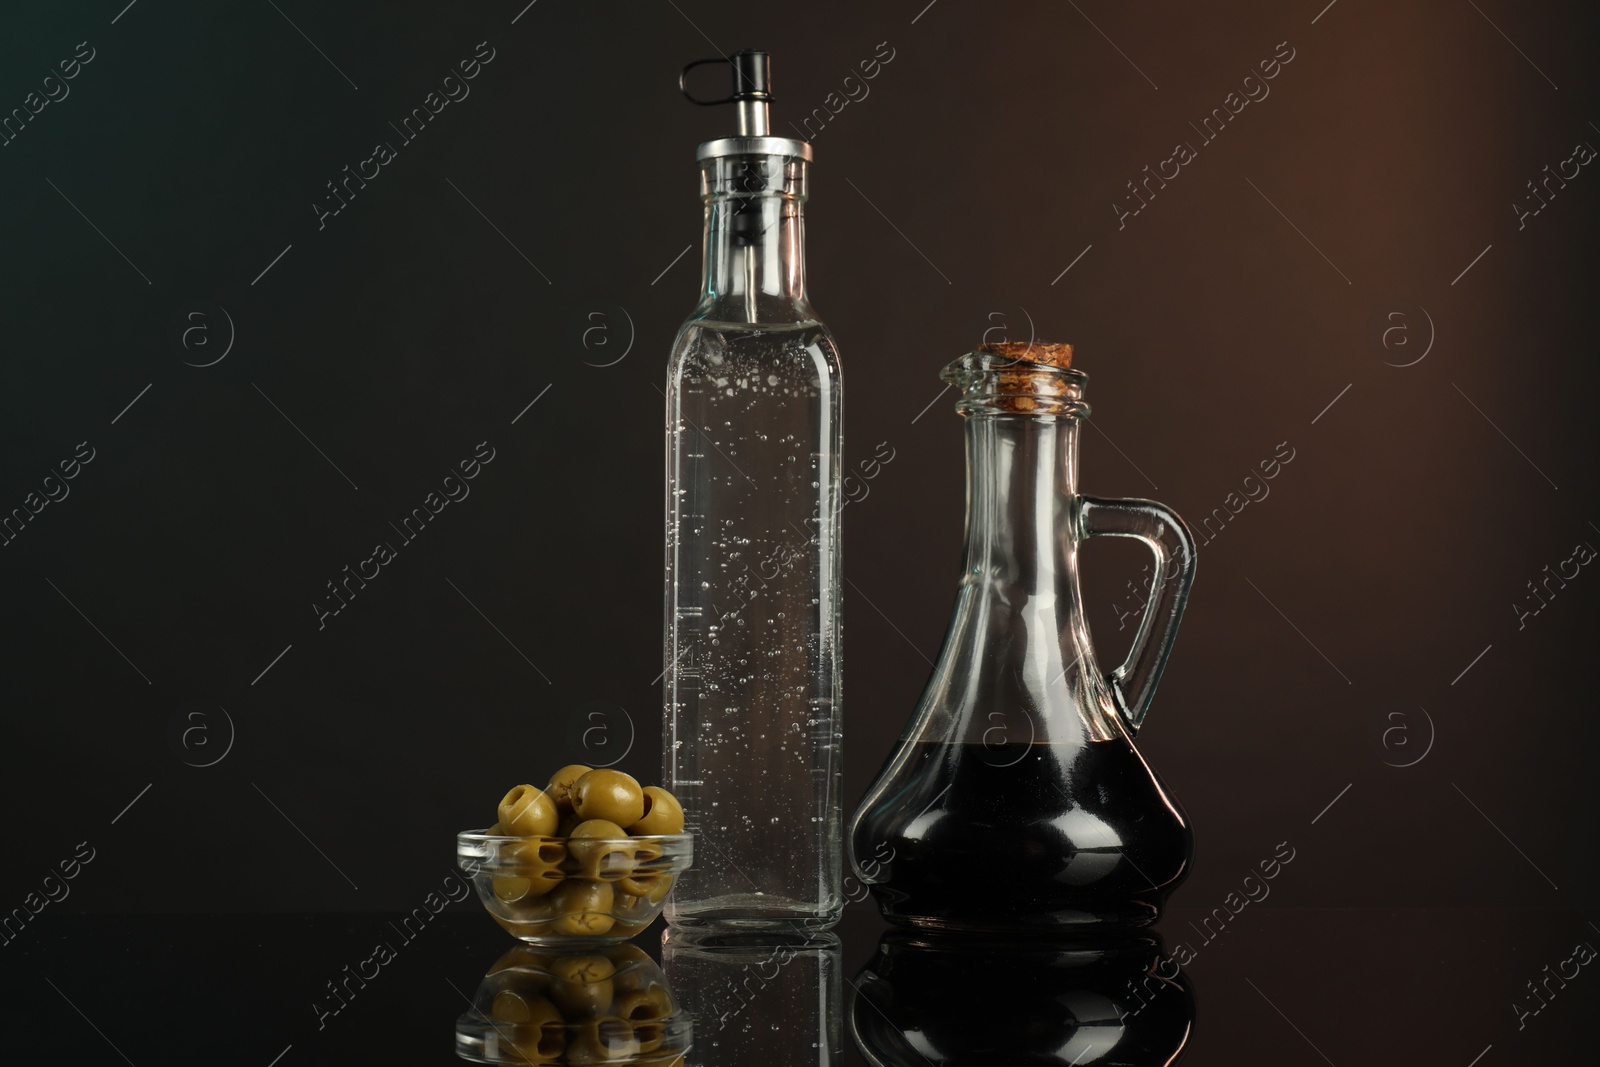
[850,930,1195,1065]
[850,343,1198,931]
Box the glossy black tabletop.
[2,903,1592,1064]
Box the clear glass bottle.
[664,51,843,931]
[849,343,1197,932]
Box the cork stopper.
[941,341,1088,418]
[977,341,1074,369]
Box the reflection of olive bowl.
[455,943,691,1065]
[457,830,692,945]
[850,930,1194,1066]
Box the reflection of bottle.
[665,50,843,931]
[454,944,691,1065]
[851,931,1194,1066]
[662,930,842,1067]
[850,344,1197,932]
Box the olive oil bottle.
[663,51,843,932]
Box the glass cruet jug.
[849,341,1198,932]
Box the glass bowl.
[457,829,692,944]
[455,943,690,1065]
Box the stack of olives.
[464,944,688,1066]
[484,766,686,940]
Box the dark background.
[1,0,1596,1062]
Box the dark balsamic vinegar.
[855,739,1192,931]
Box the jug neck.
[962,415,1079,593]
[695,152,812,325]
[932,403,1123,747]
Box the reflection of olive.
[572,770,645,827]
[628,786,685,835]
[549,954,616,1016]
[488,945,555,975]
[488,991,565,1060]
[498,785,559,837]
[567,820,632,881]
[546,764,593,812]
[549,879,615,936]
[610,949,657,994]
[607,944,651,972]
[490,988,558,1024]
[618,989,673,1055]
[633,1019,666,1054]
[617,986,672,1023]
[565,1017,638,1064]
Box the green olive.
[627,786,685,836]
[548,954,616,1016]
[571,769,645,828]
[549,879,615,937]
[509,836,568,876]
[498,784,559,837]
[566,820,633,881]
[493,875,534,903]
[617,839,665,896]
[546,764,594,813]
[646,874,674,905]
[492,883,558,928]
[494,836,566,902]
[615,874,659,900]
[491,910,557,940]
[611,891,653,927]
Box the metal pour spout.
[680,50,773,136]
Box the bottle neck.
[696,153,811,324]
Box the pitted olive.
[571,769,646,828]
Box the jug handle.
[1077,496,1198,734]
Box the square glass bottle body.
[664,149,843,931]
